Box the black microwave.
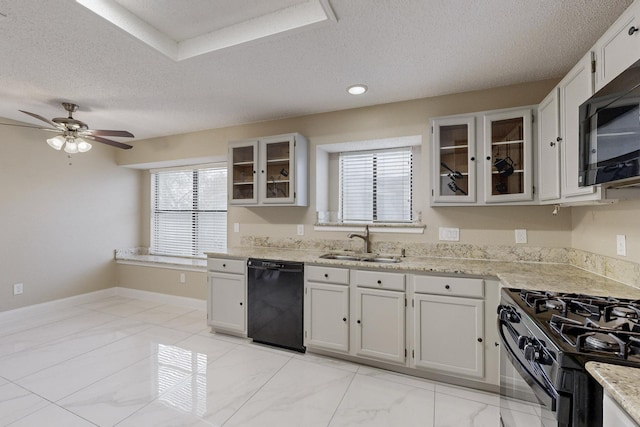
[579,58,640,187]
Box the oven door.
[498,308,558,426]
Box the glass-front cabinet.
[483,108,533,203]
[431,107,534,205]
[228,133,308,206]
[431,116,476,203]
[230,142,258,204]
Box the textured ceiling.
[0,0,634,144]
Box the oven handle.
[498,318,558,409]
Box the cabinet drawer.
[306,265,349,285]
[207,258,245,274]
[413,275,484,298]
[355,270,405,291]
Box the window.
[339,147,413,223]
[151,164,227,257]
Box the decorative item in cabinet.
[483,108,533,203]
[431,116,476,203]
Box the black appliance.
[498,288,640,427]
[247,258,305,353]
[579,58,640,188]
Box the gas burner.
[545,300,565,311]
[612,306,637,318]
[584,333,621,351]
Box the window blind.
[339,147,413,223]
[151,164,227,257]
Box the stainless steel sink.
[361,256,401,264]
[318,253,362,261]
[318,253,401,263]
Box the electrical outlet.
[233,223,239,233]
[297,224,304,236]
[179,273,186,284]
[616,234,627,256]
[438,227,459,241]
[515,229,527,244]
[13,283,23,295]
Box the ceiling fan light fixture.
[76,138,92,153]
[64,139,79,154]
[46,135,65,150]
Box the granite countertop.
[205,247,640,299]
[586,362,640,425]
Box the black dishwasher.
[247,259,305,353]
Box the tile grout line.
[324,366,360,427]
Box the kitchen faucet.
[348,225,370,253]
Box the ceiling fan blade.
[81,129,134,138]
[85,135,133,150]
[0,121,57,131]
[18,110,60,128]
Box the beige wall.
[120,78,573,257]
[0,121,142,311]
[115,265,207,300]
[572,199,640,264]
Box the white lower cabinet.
[413,293,484,378]
[207,257,246,336]
[306,281,350,353]
[354,286,406,364]
[411,275,485,379]
[304,265,350,353]
[302,265,500,387]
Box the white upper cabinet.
[483,108,533,203]
[431,107,535,206]
[559,52,599,200]
[431,116,477,203]
[537,88,561,202]
[228,133,308,206]
[594,0,640,91]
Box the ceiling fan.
[11,102,134,153]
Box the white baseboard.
[0,287,206,319]
[114,287,206,310]
[0,288,117,320]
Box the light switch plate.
[233,223,239,233]
[13,283,23,295]
[297,224,304,236]
[439,227,459,241]
[617,234,626,256]
[515,229,527,244]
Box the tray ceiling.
[0,0,633,143]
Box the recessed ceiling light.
[347,84,368,95]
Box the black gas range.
[498,288,640,427]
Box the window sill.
[115,253,206,272]
[313,223,426,234]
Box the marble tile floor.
[0,295,551,426]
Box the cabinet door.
[595,2,640,91]
[259,134,296,204]
[483,108,533,203]
[414,294,484,378]
[305,282,349,353]
[208,272,246,334]
[559,52,596,199]
[354,287,405,364]
[431,116,476,203]
[228,141,258,205]
[537,88,561,202]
